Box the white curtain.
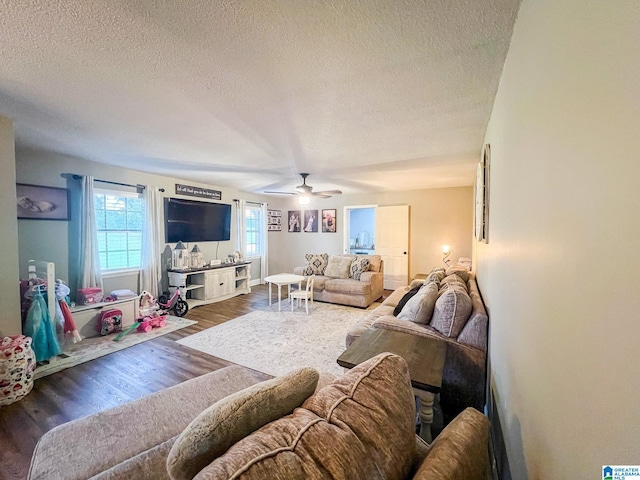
[78,175,103,291]
[260,202,268,282]
[235,198,247,258]
[141,186,163,297]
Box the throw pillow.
[166,368,319,480]
[425,270,445,284]
[441,274,468,290]
[195,353,417,480]
[445,264,470,283]
[303,253,328,275]
[397,281,439,324]
[430,284,473,337]
[324,255,353,278]
[349,256,370,280]
[393,284,421,316]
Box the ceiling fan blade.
[264,191,299,195]
[313,190,342,195]
[313,194,332,199]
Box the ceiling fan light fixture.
[298,195,311,206]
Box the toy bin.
[0,335,36,406]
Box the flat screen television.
[165,197,232,243]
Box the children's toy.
[112,290,188,342]
[137,315,167,333]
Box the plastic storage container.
[0,335,36,406]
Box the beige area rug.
[177,300,377,377]
[34,316,197,379]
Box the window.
[245,205,264,257]
[94,189,143,270]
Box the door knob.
[403,251,407,255]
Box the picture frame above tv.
[165,197,232,243]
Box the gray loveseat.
[346,265,488,423]
[29,355,490,480]
[293,253,384,308]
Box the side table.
[337,328,447,442]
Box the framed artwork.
[288,210,301,232]
[474,144,490,243]
[266,209,282,231]
[303,209,318,232]
[16,183,70,221]
[322,209,337,233]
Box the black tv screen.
[165,198,231,243]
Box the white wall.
[476,0,640,477]
[0,115,21,336]
[269,187,473,278]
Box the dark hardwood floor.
[0,285,391,480]
[0,286,276,480]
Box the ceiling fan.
[265,173,342,199]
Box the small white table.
[264,273,305,311]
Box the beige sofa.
[29,354,490,480]
[347,265,489,424]
[293,253,384,308]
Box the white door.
[375,205,409,290]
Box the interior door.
[375,205,409,290]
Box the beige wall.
[0,115,21,336]
[268,187,473,279]
[476,0,640,477]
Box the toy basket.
[0,335,36,406]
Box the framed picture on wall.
[303,209,318,232]
[288,210,301,232]
[322,209,337,233]
[474,144,490,243]
[16,183,70,221]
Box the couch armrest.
[413,408,489,480]
[293,266,305,275]
[360,271,384,297]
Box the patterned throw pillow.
[304,253,328,275]
[349,256,370,280]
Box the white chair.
[290,275,315,314]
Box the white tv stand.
[167,261,251,308]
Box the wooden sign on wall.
[175,183,222,200]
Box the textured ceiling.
[0,0,520,195]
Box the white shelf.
[168,262,251,308]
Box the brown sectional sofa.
[293,254,384,308]
[346,266,489,423]
[29,355,490,480]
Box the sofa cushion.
[324,255,353,278]
[324,278,371,295]
[349,256,370,280]
[303,253,328,275]
[393,284,421,316]
[445,264,470,283]
[167,368,319,480]
[441,274,468,291]
[425,270,445,284]
[397,282,439,325]
[413,408,489,480]
[430,284,472,337]
[382,286,410,307]
[195,353,417,480]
